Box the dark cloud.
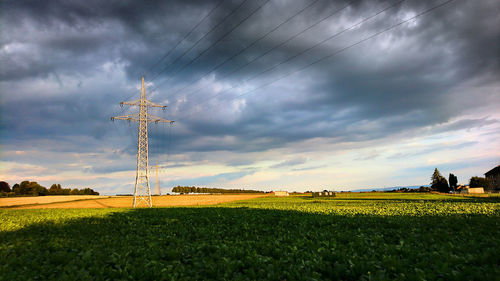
[1,0,499,163]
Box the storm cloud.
[1,0,499,192]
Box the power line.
[178,0,406,115]
[161,0,358,101]
[151,0,272,90]
[147,0,225,75]
[163,0,322,99]
[149,0,250,82]
[123,1,224,111]
[242,0,407,84]
[179,0,456,121]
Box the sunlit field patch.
[3,194,268,209]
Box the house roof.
[485,165,500,176]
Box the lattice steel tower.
[112,77,174,207]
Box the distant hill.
[347,185,429,192]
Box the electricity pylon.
[112,77,174,207]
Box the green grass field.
[1,193,498,280]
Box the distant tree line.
[430,168,493,193]
[387,186,432,193]
[172,186,264,194]
[0,181,99,197]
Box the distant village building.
[461,187,484,194]
[274,191,289,197]
[485,165,500,190]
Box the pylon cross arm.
[111,114,174,124]
[120,100,141,106]
[111,113,139,121]
[145,100,167,108]
[120,99,167,109]
[147,114,175,123]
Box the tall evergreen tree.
[431,168,449,192]
[449,173,458,191]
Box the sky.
[1,0,499,194]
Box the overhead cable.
[150,0,251,82]
[179,0,455,121]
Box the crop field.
[0,195,110,208]
[1,194,268,209]
[0,193,498,280]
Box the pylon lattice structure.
[112,77,174,207]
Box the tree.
[172,185,265,194]
[50,184,59,190]
[418,186,431,192]
[49,184,64,195]
[14,181,48,196]
[63,189,71,195]
[431,168,449,192]
[469,177,491,190]
[12,184,21,195]
[33,184,49,196]
[0,181,11,192]
[70,188,80,195]
[449,173,458,192]
[80,188,99,195]
[19,181,32,195]
[3,181,98,196]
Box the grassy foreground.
[0,193,498,280]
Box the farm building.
[274,191,289,197]
[485,165,500,190]
[461,187,484,194]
